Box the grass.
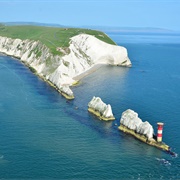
[0,24,116,55]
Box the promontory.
[0,24,131,99]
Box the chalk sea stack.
[118,109,170,151]
[88,96,115,121]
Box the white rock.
[88,96,114,118]
[103,104,114,118]
[120,109,154,139]
[120,109,142,130]
[59,85,73,97]
[70,34,131,66]
[136,121,154,139]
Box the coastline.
[0,52,75,99]
[73,63,105,81]
[0,33,131,100]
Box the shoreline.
[0,53,110,99]
[0,34,131,100]
[0,52,75,99]
[73,63,105,81]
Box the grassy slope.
[0,24,116,55]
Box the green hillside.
[0,24,116,55]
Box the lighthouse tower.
[157,122,164,142]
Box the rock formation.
[119,109,170,151]
[120,109,154,139]
[88,96,115,121]
[0,34,131,99]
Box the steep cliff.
[0,33,131,99]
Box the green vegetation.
[0,24,116,55]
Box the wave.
[156,158,171,166]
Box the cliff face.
[0,34,131,99]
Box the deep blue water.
[0,32,180,179]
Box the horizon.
[1,21,179,33]
[0,1,180,31]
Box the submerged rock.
[88,96,115,121]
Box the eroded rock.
[120,109,154,139]
[88,96,115,121]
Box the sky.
[0,0,180,30]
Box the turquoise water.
[0,32,180,179]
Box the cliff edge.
[0,27,131,99]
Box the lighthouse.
[157,122,164,142]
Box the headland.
[0,24,131,99]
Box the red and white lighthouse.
[157,122,164,142]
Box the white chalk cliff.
[120,109,154,139]
[88,96,115,120]
[0,34,131,98]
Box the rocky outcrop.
[120,109,154,139]
[119,109,170,151]
[0,34,131,99]
[88,96,115,121]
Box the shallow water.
[0,32,180,179]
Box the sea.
[0,31,180,179]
